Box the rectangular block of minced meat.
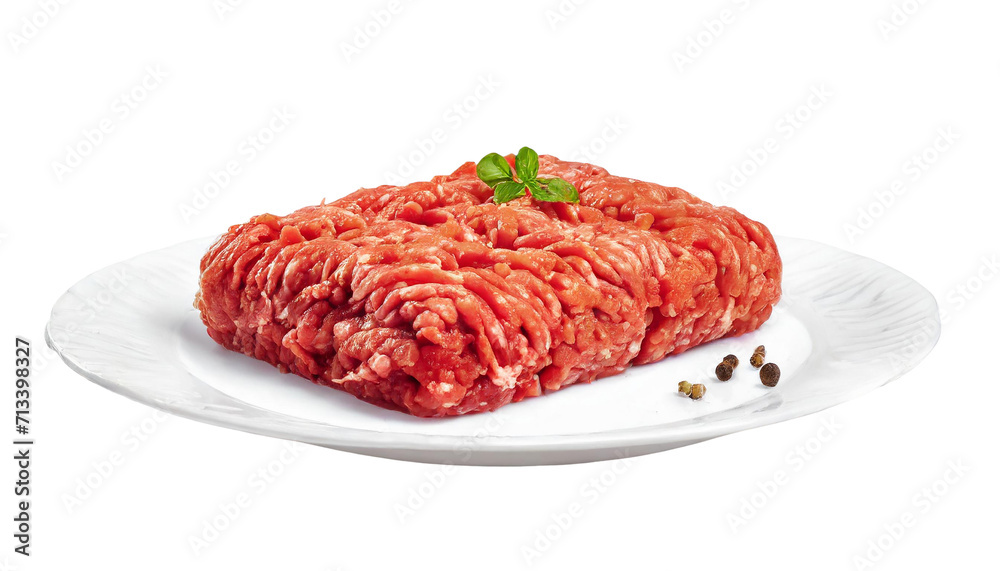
[196,155,782,417]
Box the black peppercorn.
[760,363,780,387]
[715,362,734,381]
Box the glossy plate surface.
[46,237,940,465]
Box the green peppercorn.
[678,381,693,396]
[690,384,706,400]
[750,352,764,369]
[723,354,739,368]
[760,363,780,387]
[715,362,734,381]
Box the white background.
[2,0,998,569]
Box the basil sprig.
[476,147,579,204]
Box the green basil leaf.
[528,179,558,202]
[524,179,543,197]
[494,180,527,203]
[477,153,513,187]
[515,147,540,183]
[534,177,580,203]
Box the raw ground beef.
[196,155,782,417]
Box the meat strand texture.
[196,156,782,417]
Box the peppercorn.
[678,381,693,396]
[715,362,733,381]
[690,384,706,400]
[722,354,739,368]
[750,352,765,369]
[760,363,780,387]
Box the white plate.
[46,237,940,465]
